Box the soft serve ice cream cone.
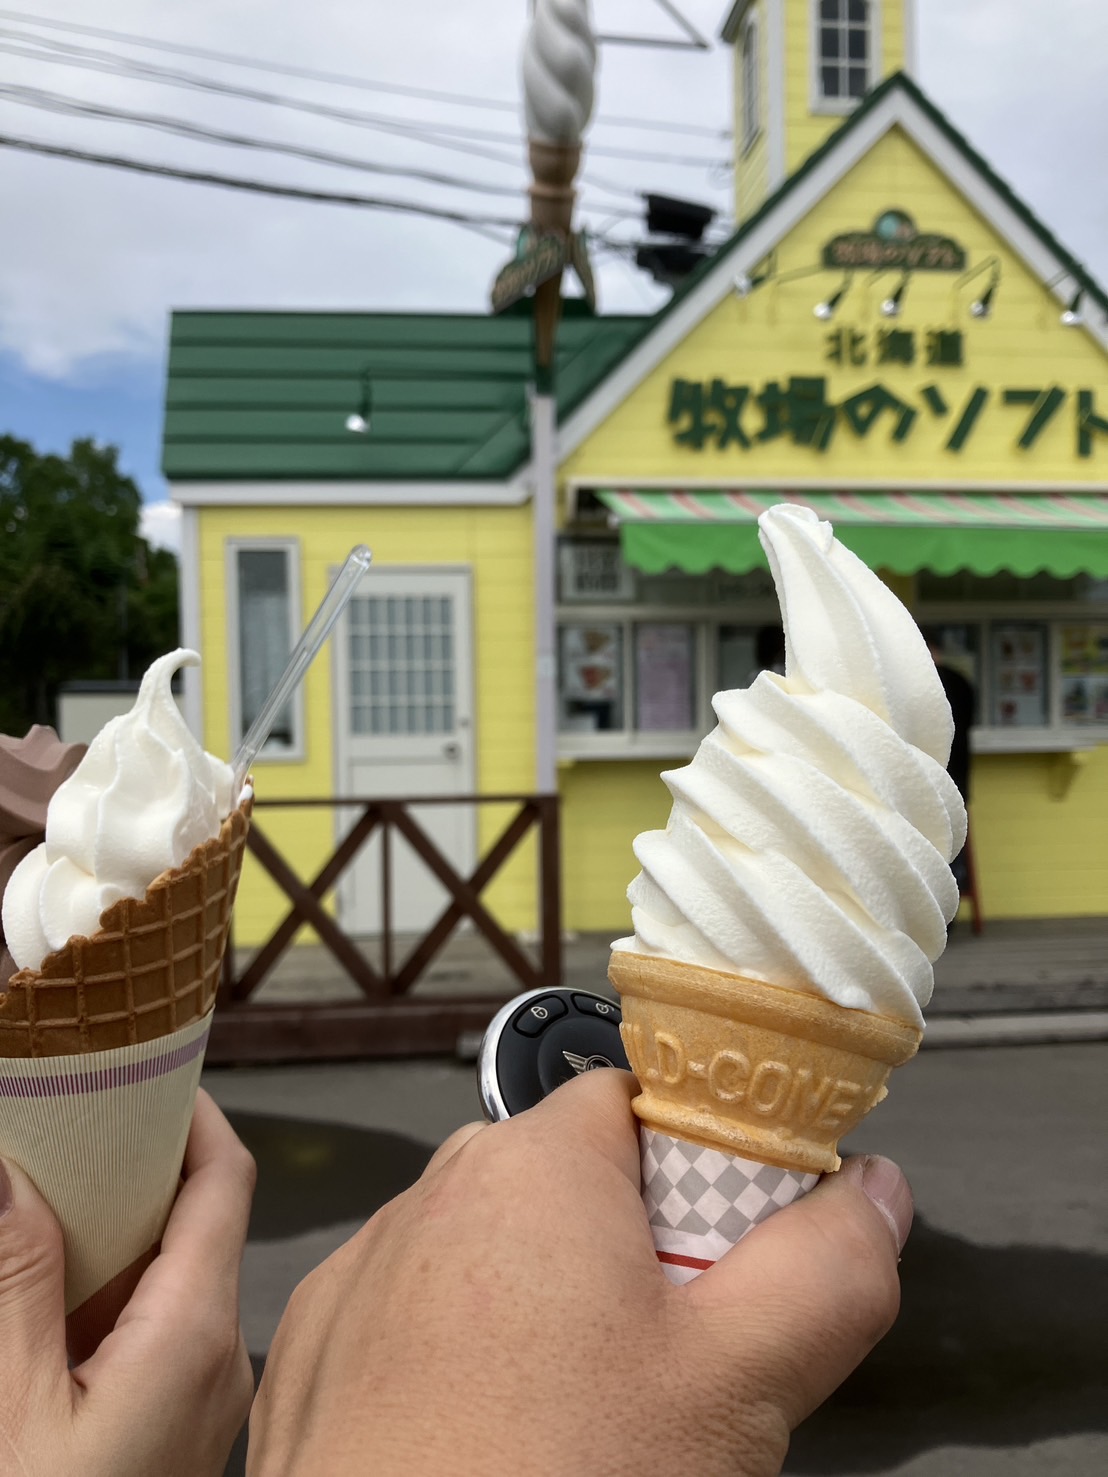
[610,505,966,1282]
[0,650,250,1316]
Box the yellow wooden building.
[164,0,1108,950]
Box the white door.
[334,567,476,936]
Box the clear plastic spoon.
[231,544,373,792]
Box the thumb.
[688,1155,912,1430]
[0,1154,68,1385]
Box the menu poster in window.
[1060,624,1108,725]
[991,625,1046,727]
[561,625,621,702]
[636,623,695,732]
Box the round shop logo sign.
[874,209,917,242]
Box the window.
[635,624,697,731]
[348,594,455,735]
[741,16,760,150]
[559,624,625,732]
[1058,625,1108,726]
[556,544,781,751]
[816,0,871,106]
[920,575,1108,744]
[990,623,1048,728]
[228,541,303,759]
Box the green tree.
[0,435,178,734]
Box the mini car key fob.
[478,987,629,1121]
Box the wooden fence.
[208,793,560,1063]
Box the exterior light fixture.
[955,257,1001,321]
[733,253,777,298]
[1061,289,1084,327]
[970,275,998,319]
[880,274,910,318]
[344,371,373,434]
[814,276,851,321]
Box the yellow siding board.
[560,762,675,933]
[969,749,1108,918]
[198,504,537,943]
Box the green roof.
[162,305,648,482]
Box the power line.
[0,7,730,139]
[0,33,643,201]
[0,80,647,216]
[0,131,528,229]
[0,128,658,253]
[0,82,526,197]
[0,31,728,168]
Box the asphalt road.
[206,1041,1108,1476]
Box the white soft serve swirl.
[2,650,234,972]
[613,504,967,1029]
[522,0,597,144]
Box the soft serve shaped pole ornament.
[609,505,967,1283]
[522,0,597,368]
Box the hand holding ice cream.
[611,504,967,1279]
[0,648,249,1316]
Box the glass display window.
[989,623,1048,728]
[558,624,624,732]
[634,624,697,732]
[1059,624,1108,726]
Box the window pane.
[848,65,867,96]
[635,624,696,732]
[821,27,841,59]
[558,624,624,732]
[847,26,867,59]
[237,549,293,747]
[848,0,867,21]
[352,591,457,736]
[821,0,842,19]
[926,624,980,694]
[717,626,757,692]
[990,623,1048,727]
[821,64,841,97]
[1059,624,1108,725]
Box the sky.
[0,0,1106,554]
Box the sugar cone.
[0,794,252,1316]
[0,796,252,1059]
[609,951,921,1176]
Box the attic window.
[817,0,871,104]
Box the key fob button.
[571,993,621,1024]
[511,993,569,1037]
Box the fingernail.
[859,1155,913,1254]
[0,1158,12,1222]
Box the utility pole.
[520,0,597,795]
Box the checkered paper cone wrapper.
[0,797,251,1314]
[610,952,921,1285]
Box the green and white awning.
[597,490,1108,578]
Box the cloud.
[140,499,181,554]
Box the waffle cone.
[0,797,252,1059]
[609,952,921,1174]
